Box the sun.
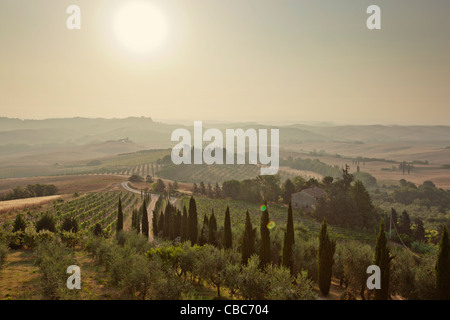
[112,1,169,54]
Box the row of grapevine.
[48,192,140,235]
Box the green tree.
[282,201,295,273]
[153,179,166,193]
[208,209,218,246]
[181,205,188,242]
[188,197,198,245]
[36,214,56,233]
[93,223,103,237]
[399,210,412,236]
[223,206,232,250]
[414,218,426,242]
[241,211,255,265]
[199,213,209,246]
[391,208,399,230]
[61,216,79,233]
[141,199,149,239]
[222,180,241,199]
[214,182,222,198]
[349,180,376,228]
[152,210,159,238]
[317,218,336,296]
[116,197,123,234]
[136,210,141,234]
[199,181,206,195]
[259,203,272,268]
[12,213,27,233]
[281,179,296,204]
[374,220,392,300]
[175,209,182,239]
[193,183,198,195]
[435,225,450,300]
[157,211,164,236]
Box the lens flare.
[260,205,267,211]
[267,221,276,230]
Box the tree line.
[0,184,58,201]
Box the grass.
[0,250,40,300]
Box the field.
[0,148,170,179]
[0,175,126,197]
[283,143,450,190]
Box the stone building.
[291,187,326,212]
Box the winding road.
[121,181,159,241]
[120,181,178,241]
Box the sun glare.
[112,1,168,54]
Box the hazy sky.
[0,0,449,125]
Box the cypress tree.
[317,218,336,296]
[158,211,164,236]
[241,210,255,265]
[131,209,136,231]
[435,225,450,300]
[399,210,412,236]
[208,209,217,246]
[282,201,295,273]
[414,217,426,242]
[142,199,149,239]
[199,213,209,246]
[391,208,398,228]
[188,196,198,245]
[223,206,232,250]
[374,220,392,300]
[152,210,159,238]
[175,209,182,239]
[136,209,141,234]
[163,202,171,238]
[169,209,176,240]
[116,197,123,234]
[181,205,188,242]
[259,203,271,268]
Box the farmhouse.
[291,187,326,212]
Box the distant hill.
[0,117,449,151]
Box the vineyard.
[154,163,311,184]
[0,149,170,179]
[180,196,376,243]
[48,192,139,235]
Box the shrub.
[23,227,38,249]
[147,262,190,300]
[61,217,79,233]
[8,231,24,249]
[340,241,372,300]
[0,241,8,270]
[119,253,153,299]
[12,213,27,233]
[129,174,144,182]
[33,240,78,300]
[36,214,56,233]
[295,270,317,300]
[236,255,269,300]
[411,241,437,255]
[60,231,81,248]
[93,223,104,237]
[293,237,319,281]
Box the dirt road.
[121,181,162,241]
